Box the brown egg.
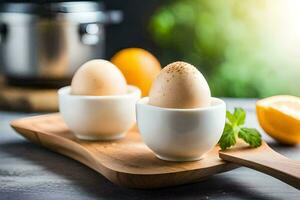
[71,59,127,96]
[149,61,211,109]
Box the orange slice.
[256,95,300,144]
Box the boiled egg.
[71,59,127,96]
[149,61,211,109]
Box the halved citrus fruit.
[256,95,300,144]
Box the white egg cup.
[58,85,141,140]
[136,97,226,162]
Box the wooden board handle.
[219,142,300,190]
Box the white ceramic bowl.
[136,97,226,161]
[58,85,141,140]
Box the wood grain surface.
[10,113,237,189]
[219,141,300,190]
[0,78,58,112]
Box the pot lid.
[49,1,105,13]
[0,1,105,14]
[0,3,39,13]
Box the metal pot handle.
[78,10,122,45]
[79,23,104,45]
[103,10,123,24]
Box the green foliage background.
[149,0,300,97]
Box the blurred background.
[1,0,300,112]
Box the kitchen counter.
[0,99,299,200]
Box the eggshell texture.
[71,59,127,96]
[149,61,211,109]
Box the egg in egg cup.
[59,59,141,140]
[136,62,226,161]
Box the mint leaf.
[219,123,236,150]
[238,128,262,148]
[233,108,246,126]
[226,111,236,125]
[219,108,262,150]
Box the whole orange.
[111,48,161,96]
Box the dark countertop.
[0,98,299,200]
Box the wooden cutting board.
[10,114,238,189]
[220,141,300,189]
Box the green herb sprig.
[218,108,262,150]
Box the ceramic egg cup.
[136,97,226,162]
[58,85,141,140]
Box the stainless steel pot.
[0,2,122,86]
